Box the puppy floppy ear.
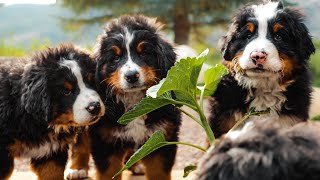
[219,23,238,61]
[294,23,315,61]
[156,39,176,78]
[21,65,51,123]
[285,7,315,61]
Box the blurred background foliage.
[0,0,319,86]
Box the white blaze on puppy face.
[61,60,105,124]
[238,2,282,73]
[119,27,146,91]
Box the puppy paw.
[129,163,145,175]
[64,168,88,179]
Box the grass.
[0,39,51,58]
[310,41,320,87]
[0,42,25,57]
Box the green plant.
[113,49,270,178]
[113,49,227,178]
[311,115,320,121]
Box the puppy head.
[94,15,176,94]
[220,1,315,87]
[21,44,105,131]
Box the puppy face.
[220,1,315,84]
[94,15,176,94]
[22,44,105,130]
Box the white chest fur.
[239,73,287,113]
[112,116,167,145]
[116,91,145,111]
[19,140,60,159]
[113,91,166,145]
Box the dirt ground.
[9,88,320,179]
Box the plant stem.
[170,99,198,112]
[177,107,203,126]
[199,86,205,112]
[229,108,270,132]
[167,142,206,152]
[229,114,251,132]
[195,102,215,146]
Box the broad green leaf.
[113,131,168,178]
[113,131,205,178]
[183,165,197,178]
[202,64,228,96]
[146,78,166,98]
[155,49,209,99]
[117,95,176,124]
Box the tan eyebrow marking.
[64,81,73,91]
[247,22,255,33]
[111,45,121,56]
[273,23,283,33]
[136,41,146,54]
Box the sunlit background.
[0,0,319,86]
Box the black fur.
[0,44,97,179]
[210,1,315,138]
[69,15,181,179]
[197,122,320,180]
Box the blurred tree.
[59,0,294,45]
[59,0,254,45]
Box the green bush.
[310,40,320,87]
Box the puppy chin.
[123,86,147,92]
[244,69,276,78]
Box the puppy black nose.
[86,101,101,115]
[124,71,140,83]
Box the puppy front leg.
[142,145,177,180]
[31,149,68,180]
[91,140,126,180]
[65,130,91,179]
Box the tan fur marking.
[136,41,146,54]
[106,69,122,94]
[280,54,295,82]
[111,45,121,56]
[8,140,27,157]
[96,151,126,180]
[222,51,243,72]
[141,66,158,87]
[64,81,73,91]
[69,131,90,172]
[87,73,94,82]
[142,153,171,180]
[51,110,74,125]
[247,22,255,33]
[31,160,65,180]
[273,23,283,33]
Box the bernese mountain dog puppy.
[209,1,316,139]
[0,44,105,180]
[66,15,181,180]
[196,121,320,180]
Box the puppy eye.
[274,34,282,41]
[247,34,253,40]
[114,56,120,62]
[63,89,72,96]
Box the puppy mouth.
[123,85,147,92]
[247,67,268,73]
[244,68,278,77]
